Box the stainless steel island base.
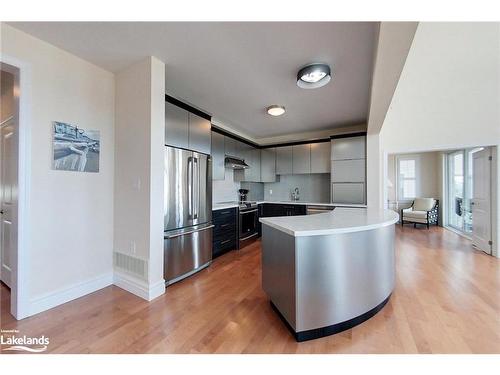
[261,220,395,342]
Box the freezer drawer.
[164,223,213,285]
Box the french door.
[445,148,483,235]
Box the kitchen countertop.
[259,207,399,237]
[212,202,241,210]
[212,201,367,211]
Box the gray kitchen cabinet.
[331,159,365,183]
[165,102,212,154]
[249,148,261,182]
[260,148,277,182]
[331,136,366,160]
[235,146,261,182]
[188,113,211,155]
[211,131,225,180]
[165,101,189,149]
[330,135,366,204]
[310,142,330,173]
[224,136,237,157]
[276,146,293,175]
[331,183,365,204]
[292,144,311,174]
[238,141,252,161]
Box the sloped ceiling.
[367,22,418,135]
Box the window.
[397,156,419,200]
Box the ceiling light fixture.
[267,105,285,116]
[297,63,331,89]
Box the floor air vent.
[113,251,148,280]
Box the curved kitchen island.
[259,207,399,342]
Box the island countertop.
[259,207,399,237]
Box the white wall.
[366,22,418,209]
[380,22,500,152]
[114,56,165,300]
[1,24,115,316]
[368,22,500,256]
[367,22,418,135]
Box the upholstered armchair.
[401,198,439,229]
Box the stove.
[238,201,259,248]
[238,201,258,211]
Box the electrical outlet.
[269,189,273,195]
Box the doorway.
[0,63,20,313]
[445,147,493,253]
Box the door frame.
[444,149,468,233]
[444,147,487,237]
[1,55,32,319]
[471,147,493,254]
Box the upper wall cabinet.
[188,113,211,155]
[211,131,225,181]
[165,101,211,155]
[235,145,261,182]
[165,101,189,150]
[331,136,366,160]
[292,144,311,174]
[310,142,331,173]
[330,135,367,205]
[224,136,237,157]
[276,146,293,175]
[260,148,277,182]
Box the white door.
[1,117,16,287]
[471,148,492,254]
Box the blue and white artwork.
[52,121,100,173]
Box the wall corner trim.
[28,273,113,318]
[113,272,165,301]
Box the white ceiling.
[10,22,377,138]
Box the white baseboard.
[29,273,113,317]
[113,272,165,301]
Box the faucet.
[291,187,300,201]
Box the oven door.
[239,208,258,242]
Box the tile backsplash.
[240,182,264,201]
[263,174,330,203]
[213,171,331,204]
[212,168,240,203]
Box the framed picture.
[52,121,100,173]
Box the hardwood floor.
[1,226,499,353]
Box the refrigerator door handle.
[165,224,214,239]
[193,156,199,220]
[187,156,193,219]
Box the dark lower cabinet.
[258,203,307,236]
[212,207,238,258]
[260,203,306,217]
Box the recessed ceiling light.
[297,63,331,89]
[267,105,285,116]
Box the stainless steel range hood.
[225,156,249,169]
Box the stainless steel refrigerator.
[164,146,213,285]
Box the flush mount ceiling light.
[267,105,286,116]
[297,63,331,89]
